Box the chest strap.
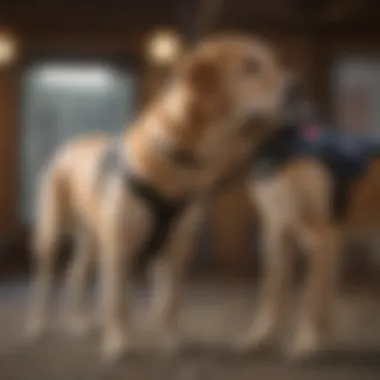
[127,176,191,269]
[98,138,191,269]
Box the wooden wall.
[0,66,17,239]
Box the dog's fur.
[26,35,295,361]
[243,146,380,359]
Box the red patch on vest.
[300,123,321,141]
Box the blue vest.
[252,123,380,220]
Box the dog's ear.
[179,53,222,95]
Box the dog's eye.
[243,58,261,76]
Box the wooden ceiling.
[0,0,378,38]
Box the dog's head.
[176,34,302,132]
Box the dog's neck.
[149,85,227,157]
[129,85,229,159]
[121,84,235,197]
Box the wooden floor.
[1,281,380,380]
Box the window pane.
[20,62,137,223]
[332,57,380,135]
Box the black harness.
[98,139,195,269]
[128,178,191,268]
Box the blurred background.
[1,0,380,378]
[1,0,379,281]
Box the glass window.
[332,57,380,135]
[20,62,138,223]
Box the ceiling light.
[36,65,113,88]
[0,31,17,67]
[146,30,181,65]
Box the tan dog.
[26,35,296,361]
[242,123,380,359]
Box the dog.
[26,34,297,361]
[241,119,380,359]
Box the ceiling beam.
[0,2,173,29]
[1,0,380,39]
[175,0,202,43]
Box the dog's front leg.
[236,174,296,352]
[238,221,295,351]
[98,178,151,362]
[149,203,203,353]
[289,225,341,359]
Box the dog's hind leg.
[148,203,202,353]
[26,168,69,339]
[63,226,96,336]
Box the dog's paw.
[285,328,322,361]
[102,329,129,363]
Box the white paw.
[286,327,321,360]
[102,329,128,362]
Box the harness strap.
[127,176,190,268]
[99,137,191,270]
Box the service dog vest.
[251,123,379,221]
